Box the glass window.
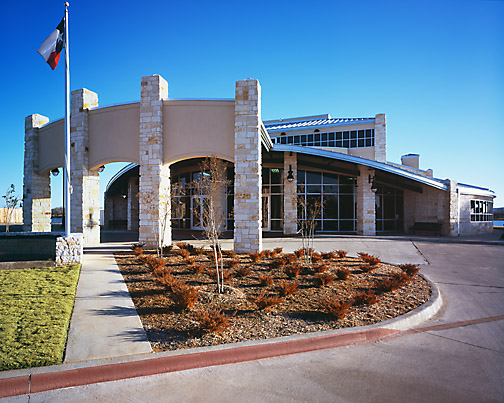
[306,171,322,184]
[358,130,364,139]
[470,199,492,222]
[293,135,300,144]
[324,195,339,219]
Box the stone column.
[283,151,297,235]
[374,114,386,163]
[23,114,51,232]
[127,176,139,231]
[138,75,171,249]
[234,79,262,253]
[356,165,376,236]
[446,179,459,236]
[70,89,100,245]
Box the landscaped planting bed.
[114,245,430,352]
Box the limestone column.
[70,89,100,245]
[23,114,51,232]
[446,179,459,236]
[234,79,262,253]
[356,165,376,236]
[138,75,171,248]
[283,151,297,235]
[374,114,386,163]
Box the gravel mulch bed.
[114,247,431,352]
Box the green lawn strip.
[0,265,81,371]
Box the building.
[23,75,495,252]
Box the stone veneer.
[23,114,51,232]
[138,75,171,249]
[70,89,100,245]
[56,234,83,265]
[374,114,386,163]
[356,165,376,235]
[234,79,263,253]
[283,151,298,235]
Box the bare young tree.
[2,184,21,233]
[192,156,229,293]
[297,190,323,266]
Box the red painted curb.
[0,327,399,398]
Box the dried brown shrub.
[357,252,369,259]
[254,292,283,311]
[375,272,410,293]
[148,257,168,272]
[184,256,196,266]
[335,250,347,258]
[285,254,297,264]
[360,264,374,273]
[235,266,252,278]
[336,268,350,280]
[249,253,262,263]
[353,290,378,306]
[277,280,299,297]
[179,249,190,259]
[294,249,304,258]
[399,264,419,277]
[194,309,232,333]
[193,263,206,274]
[362,254,381,267]
[258,274,274,287]
[284,264,301,278]
[171,282,199,310]
[270,258,288,270]
[311,253,322,263]
[319,297,352,319]
[227,259,240,269]
[156,273,184,290]
[321,252,336,260]
[314,264,328,273]
[314,273,336,286]
[176,242,189,250]
[133,246,144,257]
[271,247,283,258]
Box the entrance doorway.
[191,195,208,230]
[375,184,404,232]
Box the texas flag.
[37,18,65,70]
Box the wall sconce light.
[369,174,377,192]
[98,165,105,173]
[122,194,128,199]
[286,165,294,182]
[51,168,60,177]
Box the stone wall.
[138,75,171,248]
[23,114,51,232]
[233,79,262,253]
[458,193,494,235]
[374,114,386,163]
[403,185,448,234]
[70,89,100,245]
[56,234,83,265]
[283,151,297,235]
[356,165,376,235]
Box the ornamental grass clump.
[193,263,206,275]
[171,282,199,310]
[313,273,336,286]
[294,248,304,259]
[336,268,350,280]
[235,266,252,278]
[285,254,297,264]
[227,259,240,269]
[311,252,323,264]
[361,254,381,267]
[132,245,144,257]
[335,250,347,258]
[360,264,374,273]
[277,280,299,297]
[353,290,378,306]
[254,292,283,311]
[319,297,352,320]
[258,274,274,287]
[399,263,419,277]
[194,309,232,333]
[314,264,328,273]
[147,256,168,272]
[284,264,302,279]
[179,249,191,259]
[270,257,288,270]
[249,252,262,263]
[321,252,336,260]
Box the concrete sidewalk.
[64,242,152,363]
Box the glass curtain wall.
[262,167,284,231]
[297,170,356,232]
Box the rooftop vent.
[401,154,419,169]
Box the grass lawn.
[0,265,81,371]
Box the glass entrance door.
[262,195,270,231]
[191,195,208,230]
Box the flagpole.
[64,2,71,237]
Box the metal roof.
[264,117,375,133]
[273,145,449,191]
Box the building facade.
[23,74,495,252]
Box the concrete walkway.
[1,230,503,402]
[64,243,152,362]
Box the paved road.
[18,240,503,403]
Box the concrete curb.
[0,272,442,399]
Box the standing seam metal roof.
[264,117,374,132]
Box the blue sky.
[1,0,503,208]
